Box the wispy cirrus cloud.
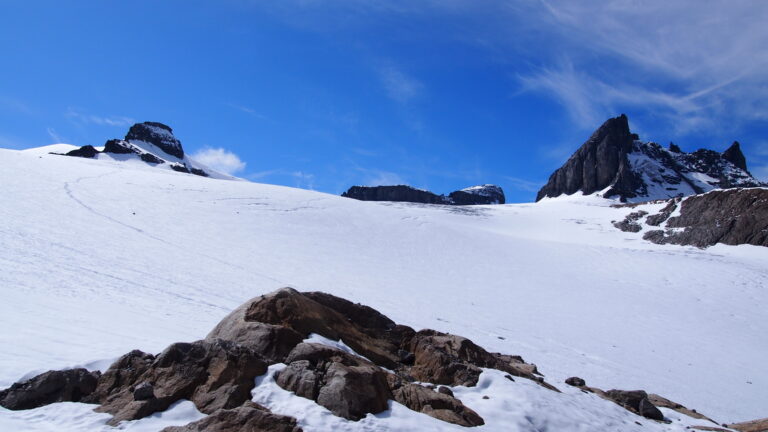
[504,176,543,193]
[516,1,768,132]
[226,103,268,120]
[378,65,423,103]
[66,107,135,127]
[365,170,406,186]
[46,128,66,143]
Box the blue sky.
[2,1,767,202]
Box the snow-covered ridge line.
[53,121,235,180]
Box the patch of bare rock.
[1,288,761,430]
[613,188,768,248]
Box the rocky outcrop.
[0,368,100,410]
[727,417,768,432]
[60,122,209,177]
[125,122,184,159]
[3,287,726,429]
[616,188,768,248]
[604,390,664,421]
[388,377,484,427]
[92,340,267,425]
[537,114,640,202]
[536,115,765,202]
[648,393,715,422]
[160,402,303,432]
[448,185,506,205]
[342,184,505,205]
[342,185,446,204]
[565,377,586,387]
[63,145,98,158]
[275,343,392,421]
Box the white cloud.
[292,171,316,189]
[379,65,423,103]
[66,108,135,127]
[366,170,406,186]
[191,147,247,175]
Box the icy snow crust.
[1,147,767,430]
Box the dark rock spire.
[722,141,747,171]
[536,114,641,201]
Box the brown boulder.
[276,343,392,421]
[405,330,547,388]
[604,389,664,421]
[388,378,484,427]
[95,339,267,425]
[727,418,768,432]
[565,377,586,387]
[206,298,304,364]
[161,402,302,432]
[647,393,715,422]
[242,288,408,369]
[0,368,100,410]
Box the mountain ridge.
[536,115,766,202]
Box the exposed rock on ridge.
[537,114,640,202]
[58,122,209,177]
[536,115,766,202]
[614,188,768,248]
[342,184,505,205]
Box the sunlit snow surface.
[1,148,766,430]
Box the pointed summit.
[722,141,747,171]
[536,116,765,203]
[536,114,641,201]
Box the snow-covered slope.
[1,147,766,430]
[626,140,761,200]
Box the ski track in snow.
[1,148,767,431]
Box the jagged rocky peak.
[536,114,766,203]
[58,122,210,177]
[342,184,505,205]
[722,141,747,171]
[125,121,184,159]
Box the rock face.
[615,188,768,248]
[537,114,639,201]
[604,390,664,421]
[0,368,100,410]
[342,184,505,205]
[536,115,766,202]
[161,402,303,432]
[125,122,184,159]
[60,122,209,177]
[727,417,768,432]
[276,343,392,420]
[91,340,267,425]
[388,378,484,427]
[449,185,505,205]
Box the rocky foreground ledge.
[0,288,762,431]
